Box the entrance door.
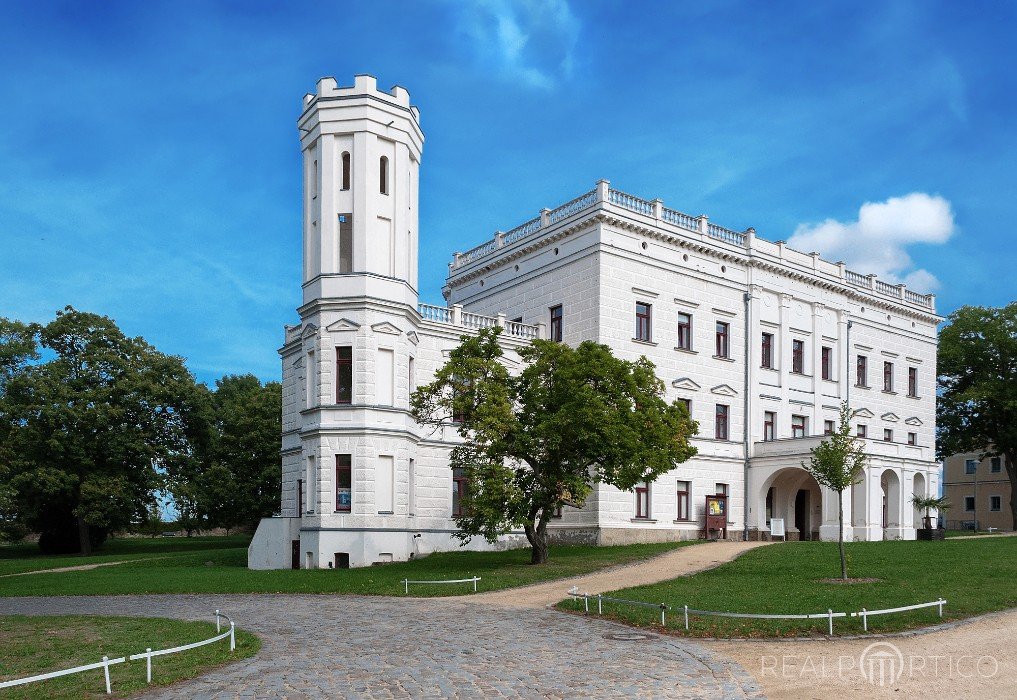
[291,540,300,569]
[794,489,811,541]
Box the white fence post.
[473,577,478,593]
[660,605,666,626]
[215,609,221,633]
[827,609,834,636]
[684,605,689,630]
[938,598,944,617]
[229,622,236,652]
[584,593,589,613]
[102,656,112,694]
[145,649,152,683]
[597,594,602,615]
[861,608,868,632]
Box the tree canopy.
[411,328,698,564]
[938,303,1017,528]
[0,308,197,553]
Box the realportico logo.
[760,641,999,686]
[859,642,905,687]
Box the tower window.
[379,156,389,195]
[336,346,353,404]
[549,305,563,342]
[341,152,351,191]
[338,213,353,273]
[336,455,352,512]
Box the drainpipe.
[846,320,853,408]
[743,290,752,541]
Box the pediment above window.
[852,407,875,419]
[370,321,402,335]
[300,323,319,339]
[672,377,701,391]
[881,412,900,422]
[711,383,738,397]
[905,416,923,426]
[406,331,419,345]
[325,318,360,332]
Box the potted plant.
[911,495,950,540]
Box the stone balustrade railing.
[448,181,936,311]
[417,303,542,340]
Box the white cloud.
[787,193,954,293]
[452,0,580,90]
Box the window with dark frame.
[908,367,918,397]
[792,339,805,374]
[678,397,692,415]
[336,346,353,404]
[821,346,832,380]
[379,156,389,194]
[884,428,893,442]
[791,414,807,438]
[635,482,650,519]
[856,355,868,387]
[990,495,1002,511]
[451,467,467,516]
[763,411,775,441]
[824,419,835,435]
[676,480,690,521]
[908,432,917,446]
[761,332,773,368]
[341,152,351,191]
[883,361,894,392]
[715,321,730,358]
[857,424,867,438]
[965,459,977,474]
[676,313,693,350]
[991,457,1002,473]
[715,404,729,440]
[964,496,975,511]
[635,302,652,342]
[549,305,563,342]
[335,455,352,512]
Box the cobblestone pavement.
[2,594,764,699]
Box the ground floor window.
[990,495,1002,511]
[452,467,467,516]
[635,482,650,519]
[335,455,352,512]
[676,480,690,521]
[965,496,975,512]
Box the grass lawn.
[0,536,253,576]
[0,615,259,699]
[556,538,1017,638]
[0,536,693,597]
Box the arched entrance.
[881,469,901,532]
[761,468,823,541]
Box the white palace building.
[249,75,942,569]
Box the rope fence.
[567,587,946,635]
[0,610,236,695]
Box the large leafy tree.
[411,328,698,564]
[938,303,1017,529]
[802,402,866,580]
[0,308,198,553]
[164,375,281,533]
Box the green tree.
[0,307,197,554]
[802,402,866,580]
[411,328,698,564]
[911,494,950,530]
[0,319,38,543]
[938,303,1017,529]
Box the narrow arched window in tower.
[379,156,389,195]
[341,152,351,191]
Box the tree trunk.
[76,514,92,557]
[838,490,847,580]
[1005,452,1017,531]
[526,508,552,565]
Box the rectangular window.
[407,458,415,516]
[676,480,690,521]
[677,313,693,350]
[305,350,315,407]
[990,495,1002,512]
[341,152,351,191]
[376,455,394,513]
[792,339,805,374]
[965,459,978,474]
[635,302,652,342]
[763,411,775,441]
[678,397,692,415]
[908,432,917,446]
[964,495,975,512]
[715,404,729,440]
[377,348,394,406]
[716,483,728,496]
[336,346,353,404]
[908,367,918,397]
[856,355,868,387]
[452,467,467,516]
[408,357,415,394]
[883,361,894,392]
[635,482,650,519]
[991,457,1002,473]
[338,213,353,273]
[884,428,893,442]
[715,321,730,358]
[761,332,773,368]
[791,414,807,439]
[335,455,352,512]
[824,419,835,435]
[821,346,832,380]
[857,424,867,438]
[549,305,563,342]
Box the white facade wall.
[249,77,943,570]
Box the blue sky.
[2,0,1014,385]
